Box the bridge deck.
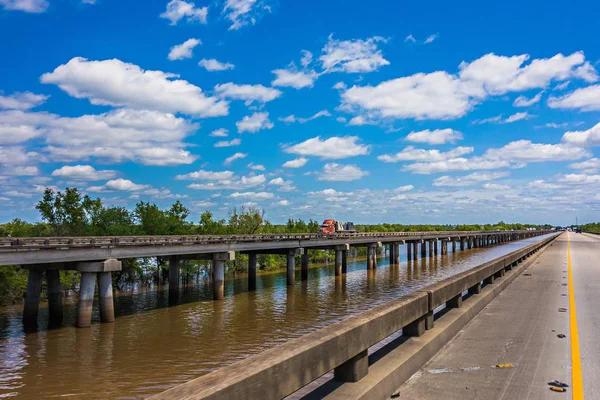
[394,232,598,399]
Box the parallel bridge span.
[5,230,551,330]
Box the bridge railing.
[149,233,559,400]
[0,230,550,250]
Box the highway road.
[394,232,599,399]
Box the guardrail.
[0,230,550,251]
[149,233,559,400]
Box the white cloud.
[554,81,570,91]
[160,0,208,25]
[394,185,414,192]
[168,38,201,61]
[0,108,199,165]
[402,158,510,174]
[505,111,532,123]
[229,191,274,200]
[284,136,370,159]
[320,34,389,73]
[433,171,509,187]
[214,82,281,104]
[0,92,48,110]
[300,50,313,68]
[548,85,600,111]
[187,174,265,190]
[223,0,268,30]
[378,146,474,163]
[404,35,416,43]
[527,179,562,189]
[268,177,287,185]
[210,128,229,137]
[484,140,589,162]
[279,110,331,124]
[41,57,227,117]
[561,123,600,147]
[405,129,463,145]
[543,122,569,129]
[198,58,235,71]
[474,112,533,124]
[51,165,117,181]
[483,183,510,190]
[424,34,438,44]
[224,152,247,165]
[557,174,600,184]
[3,166,39,176]
[348,116,374,126]
[333,82,347,90]
[89,178,149,192]
[236,112,274,133]
[513,91,543,107]
[317,163,369,181]
[248,163,265,171]
[341,51,596,121]
[569,158,600,170]
[271,68,318,89]
[0,117,43,144]
[0,0,48,12]
[175,170,234,180]
[282,157,308,168]
[214,138,241,147]
[272,199,290,206]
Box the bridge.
[1,230,546,329]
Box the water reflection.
[0,234,552,399]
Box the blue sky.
[1,0,599,225]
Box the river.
[0,234,552,399]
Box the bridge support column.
[98,271,115,323]
[367,244,379,270]
[407,242,412,261]
[334,349,368,382]
[77,272,96,328]
[342,250,347,273]
[413,242,418,260]
[286,249,302,285]
[459,238,465,251]
[452,240,456,252]
[428,240,434,258]
[248,253,257,291]
[404,316,426,337]
[46,269,63,324]
[168,256,180,304]
[441,240,447,255]
[335,249,343,276]
[434,240,438,256]
[420,241,426,258]
[23,269,43,328]
[213,260,225,300]
[301,252,309,281]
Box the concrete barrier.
[149,233,560,400]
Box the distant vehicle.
[318,219,357,234]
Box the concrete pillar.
[420,241,426,258]
[413,242,418,260]
[434,240,438,256]
[248,253,257,291]
[46,269,63,324]
[425,311,434,330]
[287,251,295,286]
[335,249,343,276]
[468,282,482,295]
[213,260,225,299]
[428,240,434,257]
[484,275,495,285]
[441,240,448,255]
[98,271,114,323]
[404,316,426,337]
[407,242,412,260]
[367,245,377,270]
[447,294,462,308]
[77,272,97,328]
[460,238,465,251]
[342,250,348,274]
[334,349,368,382]
[168,256,180,303]
[23,269,43,327]
[452,240,456,252]
[301,252,309,281]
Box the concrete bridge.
[1,230,547,329]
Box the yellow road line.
[568,233,584,399]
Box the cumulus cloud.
[198,58,235,71]
[214,138,241,147]
[229,191,274,200]
[433,171,509,187]
[405,129,463,145]
[401,158,511,174]
[160,0,208,25]
[484,140,589,162]
[527,179,562,189]
[224,152,247,165]
[424,34,438,44]
[317,163,369,181]
[513,92,543,107]
[88,178,149,192]
[0,92,48,110]
[569,158,600,170]
[284,136,370,159]
[394,185,414,192]
[271,68,318,89]
[187,173,266,190]
[175,170,234,180]
[473,112,533,124]
[223,0,269,30]
[168,38,201,61]
[300,50,313,68]
[320,34,389,73]
[236,112,274,133]
[279,110,331,124]
[248,163,265,171]
[0,108,199,165]
[548,85,600,111]
[210,128,229,137]
[0,0,48,12]
[282,158,308,168]
[41,57,227,117]
[214,82,281,104]
[557,173,600,184]
[483,183,510,190]
[272,199,290,206]
[561,122,600,147]
[51,165,117,181]
[378,146,474,163]
[340,51,596,121]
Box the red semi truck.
[318,219,357,234]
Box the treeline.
[581,223,600,234]
[0,187,550,305]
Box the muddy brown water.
[0,234,552,399]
